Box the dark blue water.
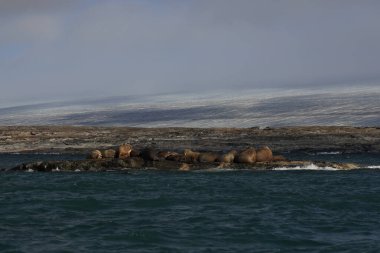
[1,154,380,252]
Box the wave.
[273,163,338,171]
[367,165,380,169]
[192,167,237,173]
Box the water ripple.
[1,171,380,252]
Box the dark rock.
[9,158,360,172]
[140,148,159,161]
[130,149,141,157]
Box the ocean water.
[1,154,380,252]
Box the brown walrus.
[272,155,287,162]
[157,151,179,160]
[218,150,238,163]
[236,148,256,164]
[102,149,116,159]
[124,157,145,168]
[256,146,273,162]
[89,150,102,159]
[179,163,191,171]
[198,152,219,163]
[166,153,185,162]
[184,149,200,163]
[117,144,133,159]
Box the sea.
[1,152,380,252]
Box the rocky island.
[2,126,377,172]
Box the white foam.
[191,167,239,173]
[273,163,338,171]
[203,167,236,172]
[367,165,380,169]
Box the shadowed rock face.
[0,126,379,154]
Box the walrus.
[198,152,219,163]
[89,150,102,159]
[117,144,133,159]
[157,151,179,160]
[236,148,256,164]
[124,157,145,168]
[166,153,185,162]
[272,155,287,162]
[217,150,238,163]
[141,148,160,161]
[217,162,229,168]
[102,149,116,159]
[179,163,191,171]
[256,146,273,162]
[184,149,200,163]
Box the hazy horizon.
[1,0,380,106]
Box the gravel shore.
[1,126,379,154]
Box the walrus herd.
[89,144,287,166]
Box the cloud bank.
[1,0,380,104]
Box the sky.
[1,0,380,105]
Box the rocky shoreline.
[9,158,359,172]
[1,126,378,172]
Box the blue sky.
[1,0,380,105]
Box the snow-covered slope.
[0,87,379,127]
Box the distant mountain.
[0,87,379,127]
